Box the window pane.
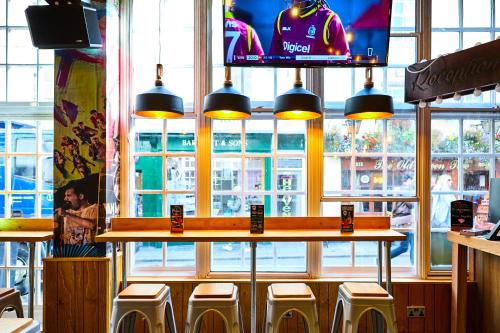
[277,194,306,217]
[166,119,195,153]
[245,157,272,192]
[38,49,54,65]
[132,242,162,268]
[135,156,163,190]
[0,29,5,64]
[7,29,37,64]
[0,0,5,26]
[0,195,4,217]
[432,158,459,191]
[0,65,5,101]
[245,120,273,153]
[496,158,500,178]
[166,157,195,191]
[41,194,53,218]
[355,157,384,192]
[7,66,37,102]
[11,156,36,190]
[431,32,459,59]
[463,158,490,191]
[166,242,195,267]
[388,37,416,65]
[388,118,416,153]
[7,0,36,26]
[135,193,162,217]
[431,119,459,153]
[387,157,416,192]
[463,0,490,27]
[323,241,353,267]
[0,157,4,190]
[167,194,195,216]
[386,68,406,103]
[355,241,378,266]
[324,119,352,153]
[277,158,305,192]
[213,120,242,153]
[41,121,53,153]
[134,119,163,153]
[391,0,415,31]
[11,121,36,152]
[463,32,492,49]
[11,194,35,218]
[497,0,500,27]
[40,157,53,191]
[390,202,417,267]
[277,120,306,153]
[324,68,352,103]
[432,0,458,27]
[37,65,54,102]
[242,68,274,103]
[212,158,242,191]
[212,194,243,217]
[463,120,491,153]
[356,120,383,153]
[324,157,351,193]
[0,121,4,152]
[496,121,500,153]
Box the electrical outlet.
[284,311,294,319]
[407,306,425,317]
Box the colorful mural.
[53,0,119,257]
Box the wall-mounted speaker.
[25,4,102,49]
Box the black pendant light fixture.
[273,68,322,120]
[203,66,251,120]
[344,67,393,120]
[134,0,183,119]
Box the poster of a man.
[54,184,98,246]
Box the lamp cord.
[406,54,447,74]
[158,0,162,64]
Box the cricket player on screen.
[269,0,350,59]
[224,0,264,64]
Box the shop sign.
[405,39,500,104]
[167,133,195,152]
[281,176,293,216]
[432,160,458,171]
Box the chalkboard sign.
[250,205,264,234]
[341,204,354,233]
[170,205,184,233]
[451,200,473,231]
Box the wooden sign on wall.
[405,39,500,104]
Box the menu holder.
[451,200,473,231]
[485,221,500,241]
[170,205,184,233]
[250,205,264,234]
[341,204,354,233]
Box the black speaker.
[25,4,102,49]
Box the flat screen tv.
[223,0,392,67]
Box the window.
[431,0,500,106]
[430,112,500,270]
[322,112,418,273]
[0,0,53,319]
[210,119,307,273]
[130,118,196,272]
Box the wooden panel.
[475,251,500,333]
[434,284,451,333]
[392,284,409,333]
[43,261,58,333]
[448,231,500,257]
[111,216,391,231]
[424,284,435,333]
[451,243,467,333]
[408,284,425,333]
[43,258,111,333]
[0,218,52,231]
[0,231,53,242]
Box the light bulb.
[453,92,461,101]
[435,96,443,104]
[474,42,482,46]
[496,84,500,93]
[473,88,482,97]
[418,100,427,108]
[496,36,500,41]
[420,59,427,63]
[455,48,462,52]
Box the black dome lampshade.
[134,64,184,119]
[203,67,251,120]
[274,68,322,120]
[344,67,394,120]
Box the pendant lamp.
[134,0,183,119]
[203,67,251,120]
[273,68,322,120]
[344,67,393,120]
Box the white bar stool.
[0,288,24,318]
[185,283,243,333]
[264,283,320,333]
[331,282,397,333]
[110,284,176,333]
[0,318,40,333]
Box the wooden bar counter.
[448,231,500,333]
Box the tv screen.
[223,0,392,67]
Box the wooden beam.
[451,243,467,333]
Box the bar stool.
[185,283,243,333]
[110,284,176,333]
[0,288,24,318]
[0,318,40,333]
[264,283,320,333]
[331,282,397,333]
